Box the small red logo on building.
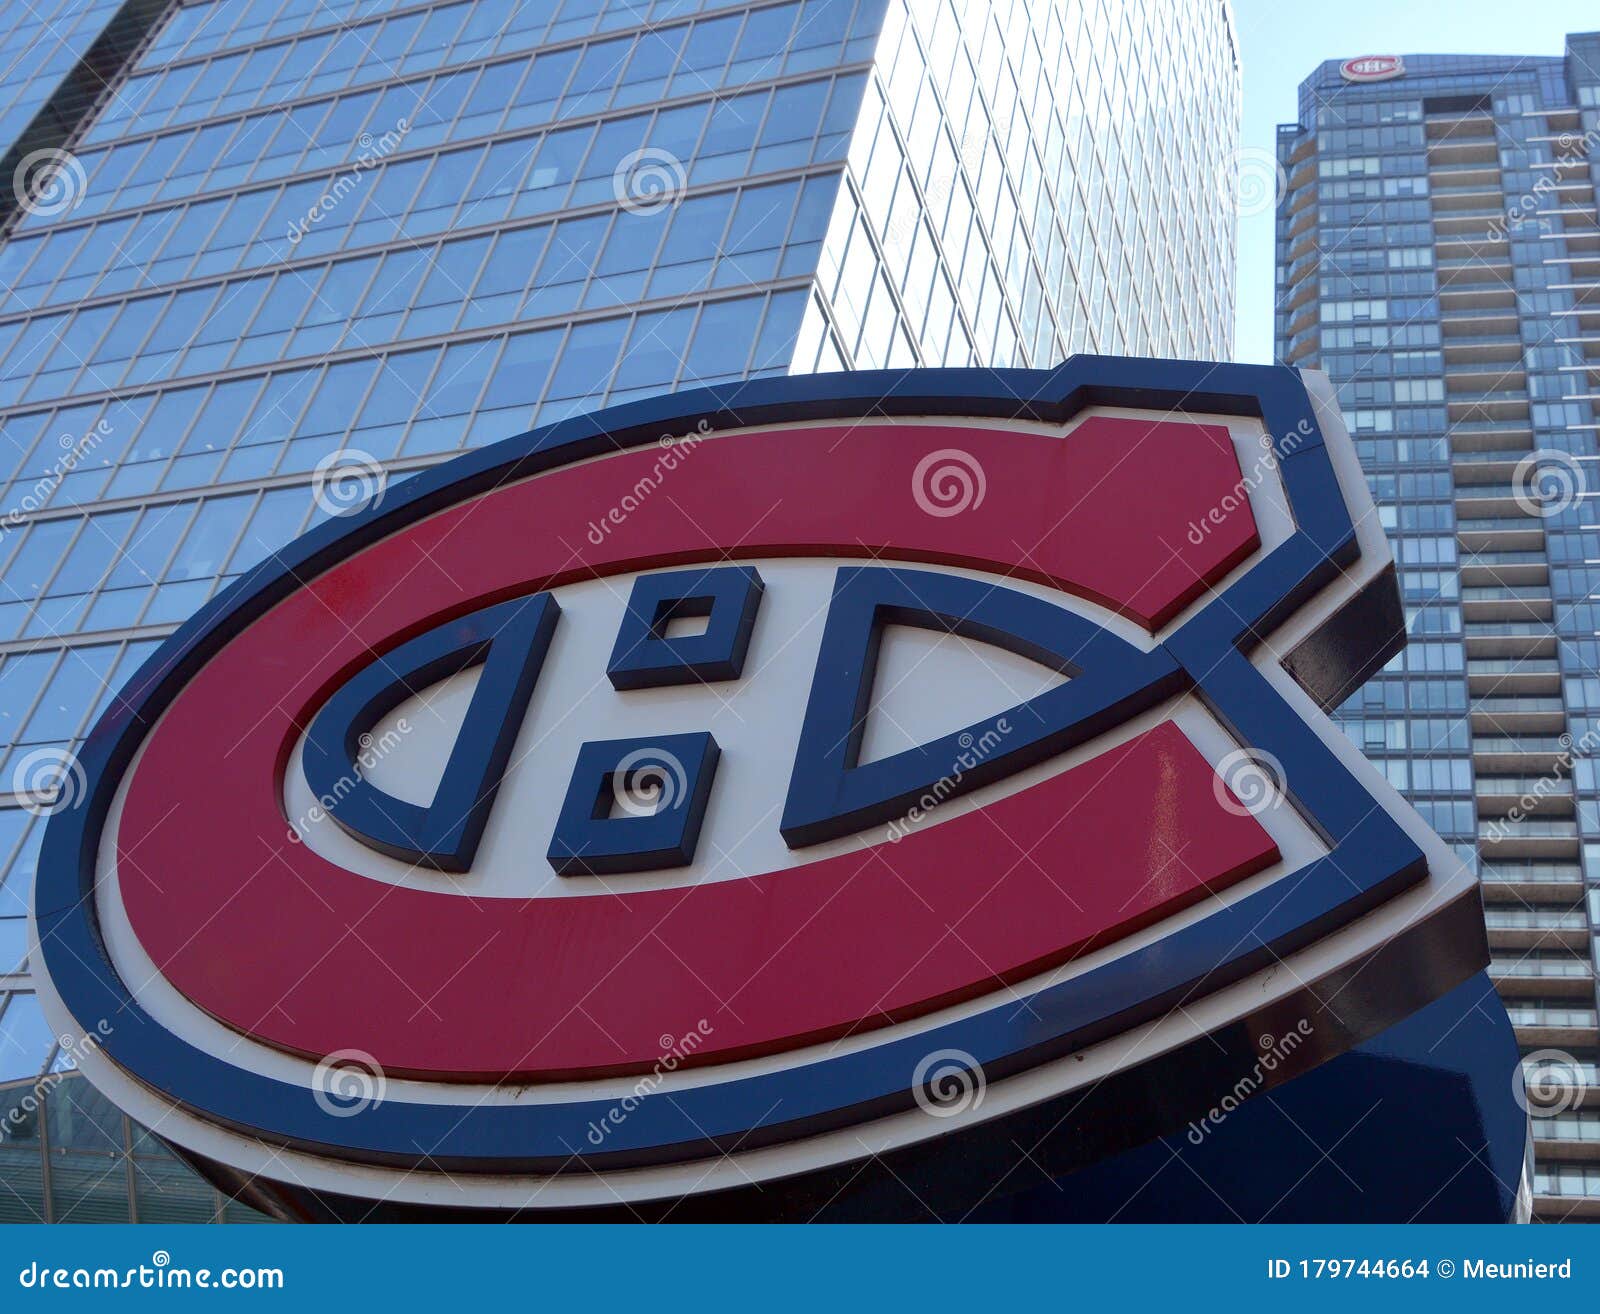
[1341,55,1405,83]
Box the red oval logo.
[1340,55,1405,83]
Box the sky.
[1229,0,1597,365]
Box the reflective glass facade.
[1,0,1238,1221]
[1275,34,1600,1223]
[0,0,124,158]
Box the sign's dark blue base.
[983,973,1527,1223]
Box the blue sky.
[1230,0,1597,364]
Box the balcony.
[1490,951,1595,994]
[1444,365,1525,396]
[1448,417,1535,452]
[1528,105,1582,130]
[1458,550,1548,588]
[1441,332,1524,365]
[1547,228,1600,256]
[1478,818,1582,863]
[1481,863,1586,905]
[1466,656,1561,694]
[1509,1003,1600,1049]
[1459,584,1552,621]
[1537,179,1598,203]
[1548,252,1600,280]
[1534,1181,1600,1222]
[1524,1057,1600,1123]
[1554,332,1600,360]
[1283,330,1319,365]
[1447,393,1531,424]
[1433,225,1504,254]
[1432,181,1508,210]
[1285,158,1317,193]
[1428,159,1502,185]
[1280,272,1319,314]
[1437,258,1513,288]
[1558,357,1600,388]
[1452,453,1535,486]
[1537,202,1600,227]
[1284,179,1317,218]
[1472,735,1570,773]
[1439,283,1519,313]
[1454,483,1543,518]
[1531,1117,1600,1165]
[1284,226,1318,266]
[1426,137,1498,165]
[1475,772,1574,816]
[1463,627,1557,660]
[1471,696,1567,735]
[1484,900,1585,926]
[1440,309,1520,337]
[1426,110,1495,140]
[1456,516,1547,554]
[1281,303,1317,341]
[1283,250,1320,290]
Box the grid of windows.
[795,0,1236,375]
[3,75,862,315]
[0,285,804,512]
[51,11,878,226]
[101,0,877,142]
[0,0,1240,1221]
[1276,35,1600,1219]
[0,0,124,159]
[0,171,835,408]
[139,0,786,71]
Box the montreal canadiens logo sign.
[1340,55,1405,83]
[32,359,1485,1220]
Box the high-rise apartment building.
[1275,36,1600,1221]
[0,0,1239,1221]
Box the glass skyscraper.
[0,0,1239,1222]
[1275,35,1600,1222]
